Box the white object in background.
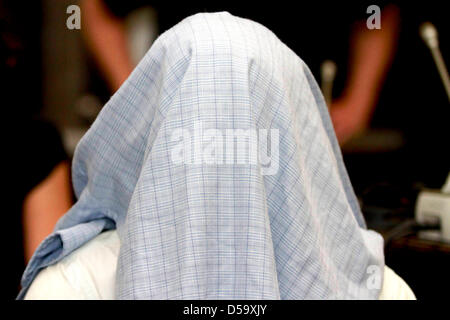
[441,172,450,194]
[320,60,337,107]
[415,173,450,242]
[419,22,450,101]
[62,126,88,157]
[125,6,158,66]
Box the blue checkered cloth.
[18,12,384,299]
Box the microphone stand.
[420,22,450,102]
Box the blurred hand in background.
[330,4,400,145]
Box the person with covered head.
[19,12,414,300]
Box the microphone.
[420,22,450,101]
[320,60,337,107]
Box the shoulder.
[379,265,416,300]
[25,230,120,300]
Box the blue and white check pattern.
[18,12,384,299]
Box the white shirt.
[24,230,415,300]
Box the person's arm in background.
[330,5,400,145]
[81,0,134,92]
[22,161,73,261]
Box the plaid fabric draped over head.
[19,12,384,299]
